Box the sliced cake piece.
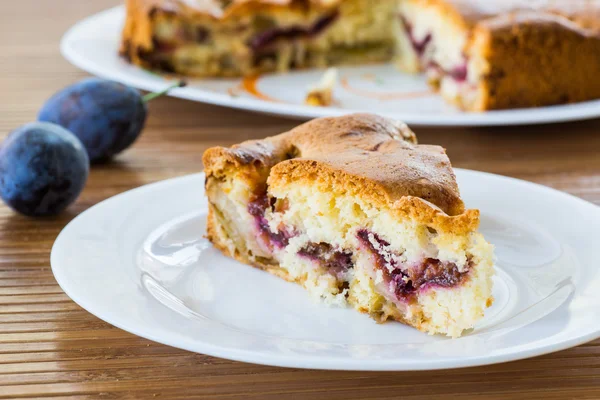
[396,0,600,110]
[203,114,494,337]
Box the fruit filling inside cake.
[245,187,474,306]
[133,0,398,76]
[395,1,480,108]
[203,114,494,337]
[356,229,470,300]
[247,12,340,55]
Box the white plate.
[51,170,600,371]
[61,6,600,127]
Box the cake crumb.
[305,68,338,107]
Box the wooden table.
[1,1,600,398]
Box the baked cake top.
[127,0,340,19]
[425,0,600,32]
[203,113,466,217]
[129,0,600,26]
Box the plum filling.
[357,229,468,301]
[249,12,339,52]
[428,60,468,83]
[399,16,469,84]
[195,27,211,43]
[152,37,178,53]
[400,16,431,57]
[298,242,353,278]
[248,193,292,250]
[137,48,176,73]
[446,62,468,82]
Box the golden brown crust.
[269,156,467,218]
[129,0,600,28]
[405,0,600,110]
[202,112,417,180]
[126,0,340,19]
[468,12,600,110]
[426,0,600,32]
[269,159,478,235]
[203,113,468,220]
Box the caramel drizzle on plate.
[241,75,281,102]
[238,74,434,104]
[340,76,433,101]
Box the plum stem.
[142,81,187,103]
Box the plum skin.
[38,78,147,163]
[0,122,89,217]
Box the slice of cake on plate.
[203,114,494,337]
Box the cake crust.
[123,0,341,20]
[468,12,600,110]
[418,0,600,30]
[203,113,466,217]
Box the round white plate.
[61,6,600,127]
[51,170,600,371]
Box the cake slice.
[203,114,494,337]
[396,0,600,110]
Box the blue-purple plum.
[38,78,147,163]
[0,122,89,216]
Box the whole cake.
[203,114,495,337]
[121,0,600,110]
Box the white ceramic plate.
[61,6,600,127]
[51,170,600,371]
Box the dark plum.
[0,122,89,217]
[248,193,292,249]
[297,242,353,277]
[248,12,339,51]
[356,229,468,300]
[38,78,185,163]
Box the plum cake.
[121,0,600,111]
[203,114,494,337]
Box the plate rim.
[50,169,600,371]
[60,5,600,128]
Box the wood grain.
[1,0,600,398]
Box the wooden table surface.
[1,1,600,398]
